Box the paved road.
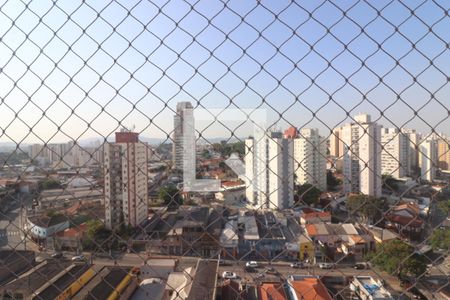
[0,194,38,251]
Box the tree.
[84,219,114,251]
[201,149,211,159]
[159,185,183,208]
[46,210,63,218]
[326,170,341,190]
[86,219,105,239]
[39,178,62,190]
[346,194,386,224]
[429,229,450,250]
[295,184,321,206]
[369,240,427,278]
[437,199,450,214]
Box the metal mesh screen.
[0,0,449,299]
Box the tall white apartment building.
[437,135,450,171]
[340,114,382,197]
[419,138,437,182]
[329,127,344,158]
[293,128,327,191]
[104,131,148,230]
[401,128,421,175]
[245,131,294,210]
[28,141,103,168]
[173,101,196,186]
[381,128,408,178]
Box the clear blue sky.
[0,0,448,144]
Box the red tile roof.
[259,283,286,300]
[56,223,88,238]
[289,278,332,300]
[386,214,423,227]
[303,211,331,220]
[305,224,318,236]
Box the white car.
[245,261,259,268]
[318,263,333,269]
[71,254,85,261]
[222,271,238,279]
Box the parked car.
[51,252,63,259]
[255,272,265,279]
[353,263,367,270]
[290,262,303,269]
[318,263,333,269]
[218,259,229,266]
[71,255,85,261]
[265,266,278,274]
[244,266,256,273]
[245,261,259,268]
[222,271,238,279]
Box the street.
[0,194,37,251]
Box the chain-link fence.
[0,0,449,299]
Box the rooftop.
[287,276,332,300]
[186,260,218,300]
[0,260,71,293]
[28,213,69,228]
[34,264,91,300]
[352,276,393,299]
[84,267,131,300]
[258,282,286,300]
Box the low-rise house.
[257,282,286,300]
[146,206,224,257]
[238,213,260,257]
[304,223,374,262]
[215,181,246,205]
[286,275,332,300]
[385,203,424,240]
[26,213,70,244]
[220,220,239,258]
[298,234,314,262]
[254,211,286,258]
[299,209,331,225]
[360,225,399,245]
[350,276,393,300]
[53,222,88,251]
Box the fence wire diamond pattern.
[0,0,449,299]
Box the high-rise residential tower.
[340,114,382,197]
[245,131,294,210]
[401,128,421,176]
[173,101,196,186]
[293,128,327,191]
[437,136,450,171]
[104,130,148,230]
[419,138,437,182]
[381,128,408,179]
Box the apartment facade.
[104,131,148,229]
[173,101,196,186]
[401,128,421,175]
[419,138,437,182]
[437,136,450,170]
[293,128,327,191]
[245,132,294,210]
[380,128,408,179]
[340,114,382,197]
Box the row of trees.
[211,141,245,157]
[367,240,427,278]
